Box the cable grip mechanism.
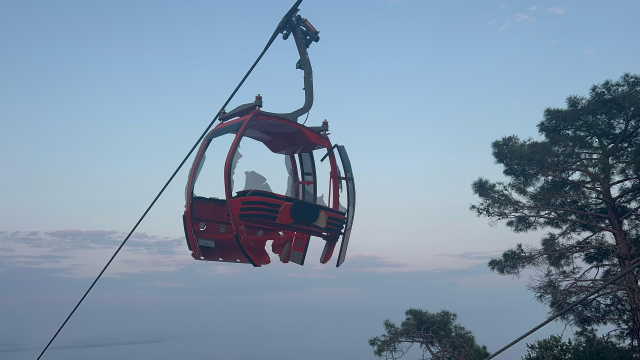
[282,14,320,49]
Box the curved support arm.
[220,12,318,124]
[272,25,314,122]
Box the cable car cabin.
[183,110,355,267]
[183,10,354,267]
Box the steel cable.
[486,258,640,359]
[36,1,303,359]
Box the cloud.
[514,13,535,22]
[146,281,185,287]
[499,4,507,9]
[583,46,595,54]
[489,19,497,25]
[498,22,511,31]
[48,229,118,239]
[286,271,338,279]
[0,230,496,278]
[426,251,504,271]
[439,251,501,262]
[548,6,565,14]
[549,39,560,45]
[339,254,408,272]
[195,263,243,275]
[0,339,162,354]
[448,273,521,288]
[529,6,537,10]
[0,230,189,278]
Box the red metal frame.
[183,108,352,267]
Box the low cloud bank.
[0,230,189,278]
[0,230,494,278]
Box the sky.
[1,0,639,359]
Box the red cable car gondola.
[183,12,355,267]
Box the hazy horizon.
[1,0,639,358]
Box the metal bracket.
[219,95,262,122]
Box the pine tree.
[369,309,489,360]
[471,74,640,349]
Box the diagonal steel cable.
[36,1,303,359]
[486,259,640,359]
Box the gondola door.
[224,117,273,267]
[335,146,355,267]
[184,120,249,263]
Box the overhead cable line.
[36,1,303,359]
[486,258,640,359]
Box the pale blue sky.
[1,0,639,358]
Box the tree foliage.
[522,329,634,360]
[471,73,640,347]
[368,308,489,360]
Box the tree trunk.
[623,271,640,351]
[604,179,640,351]
[612,229,640,351]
